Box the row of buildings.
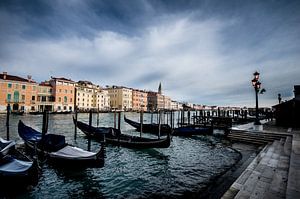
[0,72,182,113]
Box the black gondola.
[0,138,38,189]
[18,120,105,168]
[124,116,172,135]
[172,126,213,136]
[74,118,171,149]
[11,110,24,115]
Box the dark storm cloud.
[0,0,300,107]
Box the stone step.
[221,144,271,199]
[263,137,291,198]
[227,135,270,145]
[234,140,282,198]
[286,131,300,199]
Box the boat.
[172,126,213,136]
[18,120,105,168]
[29,111,44,115]
[124,116,172,135]
[11,110,24,115]
[74,118,171,149]
[51,111,72,114]
[0,138,38,189]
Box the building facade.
[0,72,38,113]
[36,81,55,112]
[50,77,75,112]
[76,81,98,111]
[96,89,110,111]
[107,86,132,111]
[132,89,148,112]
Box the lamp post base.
[253,124,263,131]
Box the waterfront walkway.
[222,122,300,199]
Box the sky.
[0,0,299,107]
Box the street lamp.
[251,71,261,125]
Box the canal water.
[0,112,240,199]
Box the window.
[33,86,36,91]
[64,106,67,110]
[64,96,67,103]
[78,93,80,96]
[7,94,11,102]
[42,96,46,102]
[58,106,61,110]
[8,83,12,88]
[59,97,61,102]
[22,85,26,89]
[70,98,72,103]
[32,96,35,101]
[65,90,67,93]
[15,84,19,89]
[22,95,25,100]
[70,90,73,94]
[59,89,62,93]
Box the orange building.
[0,72,38,113]
[49,77,75,112]
[132,89,148,112]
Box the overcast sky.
[0,0,299,107]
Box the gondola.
[0,138,38,189]
[11,110,24,115]
[18,120,105,168]
[172,126,213,136]
[124,116,172,135]
[74,118,171,149]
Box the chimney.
[3,72,7,80]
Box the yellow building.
[96,89,110,111]
[76,81,98,111]
[0,72,38,113]
[106,86,132,111]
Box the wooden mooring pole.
[42,110,49,139]
[114,108,116,129]
[88,110,92,151]
[74,106,78,140]
[6,104,10,140]
[140,110,143,137]
[158,110,161,140]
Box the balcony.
[5,100,25,104]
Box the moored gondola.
[74,117,171,149]
[172,126,213,136]
[18,120,105,168]
[0,138,39,189]
[124,115,172,135]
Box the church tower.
[158,82,162,94]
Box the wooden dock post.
[88,110,92,151]
[118,111,121,131]
[170,111,173,129]
[42,110,49,139]
[177,110,180,128]
[151,111,153,124]
[74,105,78,140]
[97,104,100,127]
[187,111,190,125]
[114,108,116,129]
[158,110,161,139]
[140,110,143,137]
[6,104,10,140]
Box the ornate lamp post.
[251,71,261,125]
